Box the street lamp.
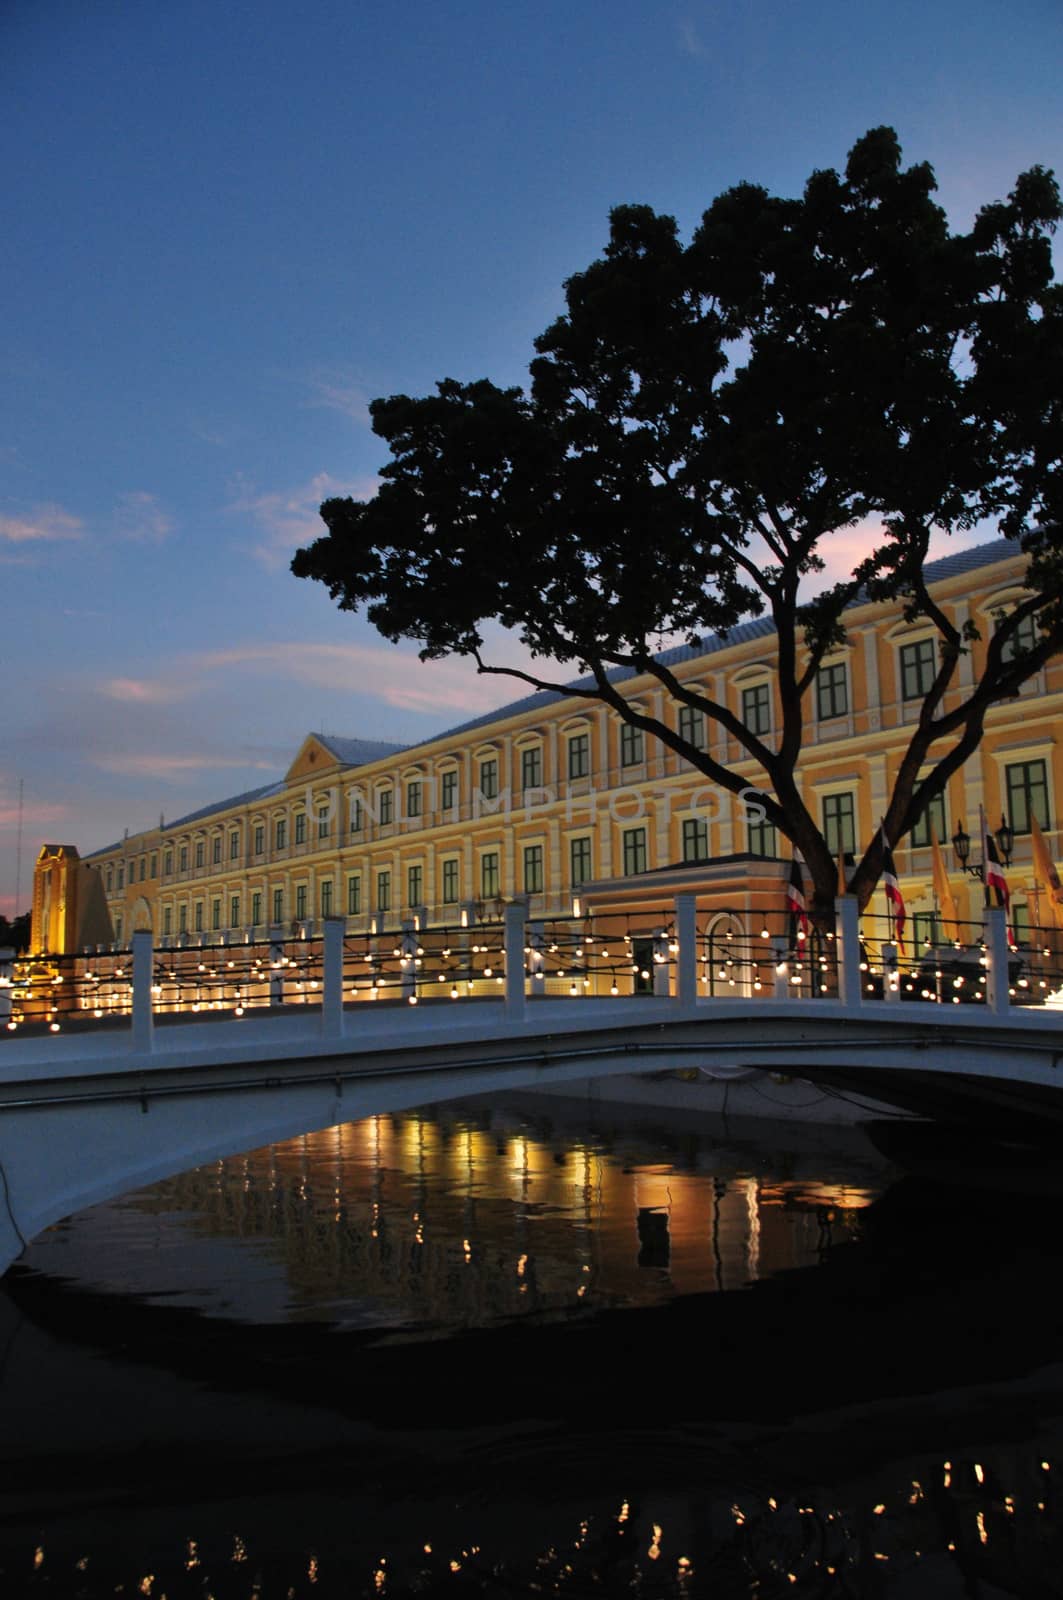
[951,815,1014,879]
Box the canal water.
[3,1089,1063,1597]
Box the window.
[912,910,942,949]
[442,858,459,904]
[229,831,239,860]
[406,780,422,818]
[295,884,307,921]
[742,682,771,737]
[320,880,333,918]
[317,807,330,840]
[150,853,157,878]
[211,898,221,931]
[272,888,283,924]
[568,733,590,780]
[1005,759,1050,834]
[678,705,706,750]
[163,907,172,936]
[129,858,136,881]
[195,841,205,869]
[1012,901,1032,944]
[441,770,458,811]
[274,818,286,850]
[521,747,542,790]
[117,865,125,890]
[570,836,592,886]
[620,723,644,767]
[378,789,394,826]
[178,905,188,935]
[1000,610,1039,663]
[376,871,391,912]
[910,790,947,849]
[350,796,363,833]
[194,901,204,933]
[479,758,498,800]
[480,852,500,899]
[139,857,146,881]
[230,895,240,928]
[822,791,856,856]
[294,813,307,845]
[114,915,123,943]
[164,851,173,876]
[682,817,709,862]
[622,827,647,876]
[900,638,937,701]
[407,864,423,907]
[816,662,849,720]
[347,875,361,915]
[748,816,777,857]
[523,844,544,894]
[212,836,222,865]
[251,891,262,927]
[179,846,188,873]
[106,867,113,893]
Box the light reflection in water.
[22,1102,886,1330]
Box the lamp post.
[951,816,1014,880]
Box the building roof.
[313,734,409,767]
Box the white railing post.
[269,925,286,1007]
[322,917,345,1037]
[674,894,698,1006]
[0,948,13,1026]
[881,943,899,1003]
[772,936,789,999]
[504,899,527,1020]
[835,897,862,1010]
[986,905,1011,1014]
[652,928,670,997]
[400,919,418,1004]
[528,922,545,998]
[131,929,154,1054]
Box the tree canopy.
[293,128,1062,912]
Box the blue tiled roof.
[315,734,409,767]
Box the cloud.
[100,676,187,705]
[229,469,377,570]
[113,490,174,544]
[303,368,372,425]
[194,640,510,715]
[0,503,83,544]
[93,753,278,781]
[677,18,707,57]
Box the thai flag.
[786,858,809,941]
[981,811,1011,913]
[881,837,906,948]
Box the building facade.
[31,539,1063,957]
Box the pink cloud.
[100,676,186,705]
[93,753,278,781]
[113,490,174,544]
[0,503,82,544]
[229,470,378,570]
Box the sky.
[2,0,1061,917]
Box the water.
[3,1091,1063,1597]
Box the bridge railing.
[6,897,1055,1046]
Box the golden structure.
[31,539,1063,958]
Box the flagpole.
[879,820,894,946]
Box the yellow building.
[31,538,1063,960]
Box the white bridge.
[0,897,1060,1276]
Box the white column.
[652,928,670,997]
[321,917,345,1037]
[504,899,527,1020]
[674,894,698,1007]
[527,922,545,997]
[835,896,862,1010]
[0,947,14,1026]
[773,936,789,999]
[269,924,286,1007]
[985,905,1011,1014]
[131,929,154,1054]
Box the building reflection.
[103,1104,883,1330]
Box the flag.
[880,829,906,948]
[1030,813,1063,931]
[930,826,961,945]
[786,858,809,941]
[980,806,1010,913]
[837,850,848,899]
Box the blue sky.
[2,0,1061,915]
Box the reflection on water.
[20,1099,887,1331]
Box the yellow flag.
[1029,814,1063,931]
[837,850,848,899]
[930,826,961,944]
